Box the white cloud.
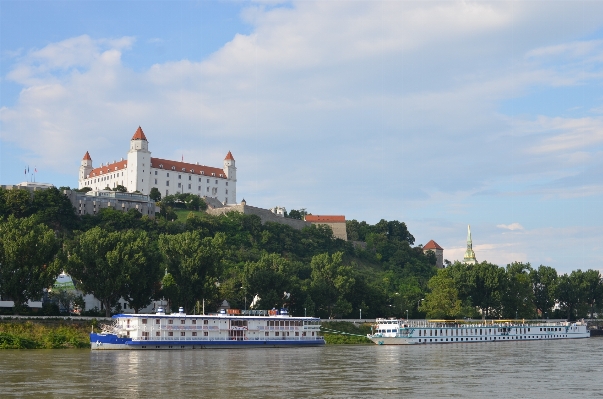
[2,1,603,272]
[497,223,525,231]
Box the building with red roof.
[423,239,444,269]
[78,127,237,204]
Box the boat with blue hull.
[91,307,324,350]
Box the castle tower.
[463,225,477,265]
[79,151,93,185]
[223,151,236,204]
[126,126,151,193]
[423,240,444,269]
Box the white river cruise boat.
[367,318,590,345]
[91,307,324,350]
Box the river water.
[1,339,602,398]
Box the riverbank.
[0,319,93,349]
[320,321,373,344]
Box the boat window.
[142,319,147,324]
[180,319,185,324]
[280,321,285,327]
[204,320,208,325]
[275,332,279,336]
[192,319,197,325]
[204,332,208,336]
[168,319,173,324]
[155,319,160,325]
[168,332,173,336]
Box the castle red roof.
[305,215,346,223]
[82,151,92,161]
[150,158,226,178]
[423,240,443,250]
[131,126,147,141]
[224,151,235,161]
[88,160,128,178]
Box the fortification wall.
[206,204,311,230]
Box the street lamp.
[417,298,424,309]
[359,309,362,320]
[406,309,409,320]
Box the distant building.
[78,126,237,204]
[304,215,347,240]
[423,240,444,269]
[1,181,55,192]
[270,206,286,217]
[463,225,478,265]
[63,189,158,218]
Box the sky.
[1,1,602,274]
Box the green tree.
[420,269,462,319]
[0,188,32,218]
[500,262,534,319]
[581,269,603,319]
[244,253,292,309]
[530,265,558,319]
[113,185,128,193]
[121,231,164,313]
[67,227,147,317]
[0,215,61,314]
[467,261,504,319]
[310,252,355,318]
[149,187,162,202]
[555,272,583,321]
[158,231,226,312]
[31,187,77,230]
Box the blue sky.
[1,1,602,274]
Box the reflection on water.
[1,339,603,398]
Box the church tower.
[223,151,237,204]
[463,225,477,264]
[126,126,151,193]
[79,151,93,184]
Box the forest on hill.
[0,186,601,320]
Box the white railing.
[131,336,323,342]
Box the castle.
[78,127,236,204]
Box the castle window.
[178,175,181,179]
[226,189,228,194]
[198,178,201,182]
[155,171,158,175]
[206,187,209,192]
[115,167,118,170]
[188,176,191,181]
[211,173,215,176]
[226,182,228,186]
[207,179,209,183]
[198,186,201,191]
[167,173,169,177]
[154,179,157,184]
[178,183,181,188]
[215,180,218,184]
[188,184,191,189]
[219,174,223,177]
[166,181,169,186]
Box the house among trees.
[422,240,444,269]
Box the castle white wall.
[78,134,236,204]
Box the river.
[1,339,602,398]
